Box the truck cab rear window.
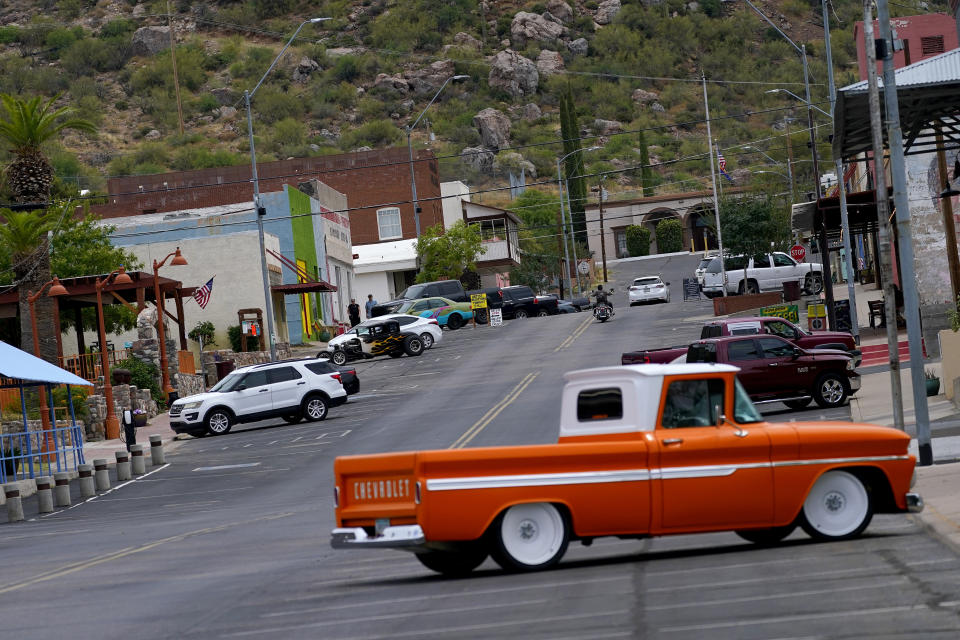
[577,388,623,421]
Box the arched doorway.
[688,206,717,252]
[643,208,681,254]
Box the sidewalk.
[81,412,180,463]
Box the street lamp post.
[245,17,330,362]
[152,247,187,404]
[27,276,69,450]
[557,147,601,298]
[407,75,469,239]
[94,267,134,439]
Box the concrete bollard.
[94,459,111,492]
[4,483,24,523]
[115,450,131,481]
[53,472,71,507]
[78,463,95,498]
[149,435,165,466]
[36,476,54,514]
[130,444,146,476]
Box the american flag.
[194,277,214,309]
[717,149,733,182]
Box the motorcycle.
[594,304,612,322]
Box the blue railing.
[0,423,86,484]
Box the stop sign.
[790,244,806,262]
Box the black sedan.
[309,359,359,395]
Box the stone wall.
[85,383,159,441]
[175,373,206,399]
[200,346,293,384]
[128,306,180,390]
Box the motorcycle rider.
[590,284,614,317]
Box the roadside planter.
[925,369,941,397]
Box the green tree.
[559,86,587,242]
[510,189,564,293]
[625,225,650,257]
[637,129,654,198]
[189,321,217,349]
[719,194,788,292]
[0,93,94,360]
[415,221,485,283]
[655,219,683,254]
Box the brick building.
[854,13,958,79]
[92,147,442,246]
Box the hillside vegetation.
[0,0,948,208]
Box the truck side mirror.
[792,347,803,359]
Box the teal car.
[398,296,474,330]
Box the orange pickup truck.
[331,364,922,576]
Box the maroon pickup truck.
[684,335,860,409]
[622,316,861,366]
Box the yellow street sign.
[470,293,488,309]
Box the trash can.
[215,360,235,381]
[782,280,801,302]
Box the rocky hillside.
[0,0,948,207]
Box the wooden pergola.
[0,271,196,373]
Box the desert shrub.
[0,26,21,44]
[99,18,136,39]
[625,225,651,257]
[340,119,403,149]
[228,325,260,352]
[272,117,308,148]
[69,76,98,99]
[45,26,84,57]
[252,88,304,124]
[194,93,220,113]
[171,147,242,171]
[655,219,683,254]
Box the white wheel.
[420,332,434,349]
[800,470,872,540]
[490,503,569,571]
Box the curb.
[911,506,960,558]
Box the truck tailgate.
[335,452,419,527]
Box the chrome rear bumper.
[906,492,924,513]
[331,525,426,549]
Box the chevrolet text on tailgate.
[331,364,922,576]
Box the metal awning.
[834,47,960,160]
[271,281,337,294]
[0,340,93,386]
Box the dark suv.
[500,285,559,319]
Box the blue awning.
[0,340,93,386]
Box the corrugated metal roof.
[0,340,93,386]
[841,47,960,93]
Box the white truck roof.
[559,364,740,438]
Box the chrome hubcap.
[307,400,325,419]
[211,414,228,432]
[822,379,844,403]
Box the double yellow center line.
[449,371,541,449]
[554,315,592,352]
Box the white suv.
[701,252,823,297]
[169,359,347,436]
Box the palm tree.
[0,94,93,361]
[0,93,95,205]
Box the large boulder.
[404,60,456,95]
[536,50,565,76]
[292,57,320,83]
[460,146,495,174]
[632,88,660,104]
[595,0,623,25]
[373,73,410,94]
[510,11,566,47]
[209,87,237,106]
[131,26,171,57]
[453,31,482,51]
[567,37,588,56]
[546,0,574,22]
[594,118,623,135]
[494,151,537,178]
[488,50,539,98]
[473,108,512,150]
[508,103,542,121]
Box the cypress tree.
[559,87,587,243]
[638,129,654,198]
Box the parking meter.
[122,409,136,451]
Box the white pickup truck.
[701,252,823,297]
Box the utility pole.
[936,129,960,301]
[167,0,184,135]
[702,72,728,296]
[862,0,904,432]
[598,178,608,283]
[876,0,932,464]
[822,0,860,344]
[556,208,566,299]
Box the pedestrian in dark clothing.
[347,299,361,327]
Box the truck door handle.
[663,438,683,445]
[768,363,778,367]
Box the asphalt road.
[2,254,959,639]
